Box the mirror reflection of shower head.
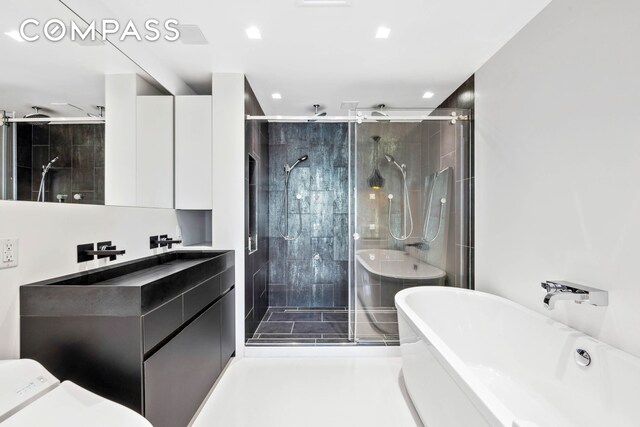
[42,156,59,173]
[308,104,327,122]
[24,107,50,125]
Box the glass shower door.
[350,108,470,345]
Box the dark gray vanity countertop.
[20,250,234,317]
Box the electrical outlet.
[0,238,19,269]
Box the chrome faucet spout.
[543,291,588,310]
[540,280,608,310]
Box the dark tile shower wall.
[435,75,475,289]
[244,78,270,339]
[268,123,349,308]
[16,123,105,204]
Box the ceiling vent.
[296,0,352,7]
[340,101,359,110]
[176,25,209,45]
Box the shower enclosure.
[245,106,471,346]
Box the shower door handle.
[353,233,360,241]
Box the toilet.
[0,359,151,426]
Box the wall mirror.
[0,0,174,208]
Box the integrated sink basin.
[21,251,232,316]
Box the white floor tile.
[192,357,423,427]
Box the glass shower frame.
[242,108,471,347]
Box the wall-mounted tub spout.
[541,280,608,310]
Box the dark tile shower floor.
[247,307,400,346]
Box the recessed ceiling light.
[246,26,262,40]
[272,93,282,100]
[422,91,435,99]
[375,27,391,39]
[4,31,24,42]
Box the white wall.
[211,74,246,357]
[0,201,179,359]
[475,0,640,357]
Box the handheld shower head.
[285,154,310,173]
[385,153,405,174]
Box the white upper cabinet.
[136,96,174,209]
[175,96,213,210]
[105,74,175,209]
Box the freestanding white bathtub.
[396,287,640,427]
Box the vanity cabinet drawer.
[183,275,220,320]
[144,301,222,427]
[220,288,236,364]
[142,296,183,353]
[219,267,235,293]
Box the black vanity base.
[20,250,235,427]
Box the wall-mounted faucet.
[150,235,182,250]
[77,241,126,263]
[541,280,608,310]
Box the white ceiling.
[2,0,552,118]
[62,0,552,115]
[0,0,155,118]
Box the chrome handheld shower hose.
[387,178,414,241]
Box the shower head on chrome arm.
[308,104,327,122]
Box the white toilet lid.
[1,381,152,427]
[0,359,59,422]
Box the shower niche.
[248,154,258,253]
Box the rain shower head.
[308,104,327,122]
